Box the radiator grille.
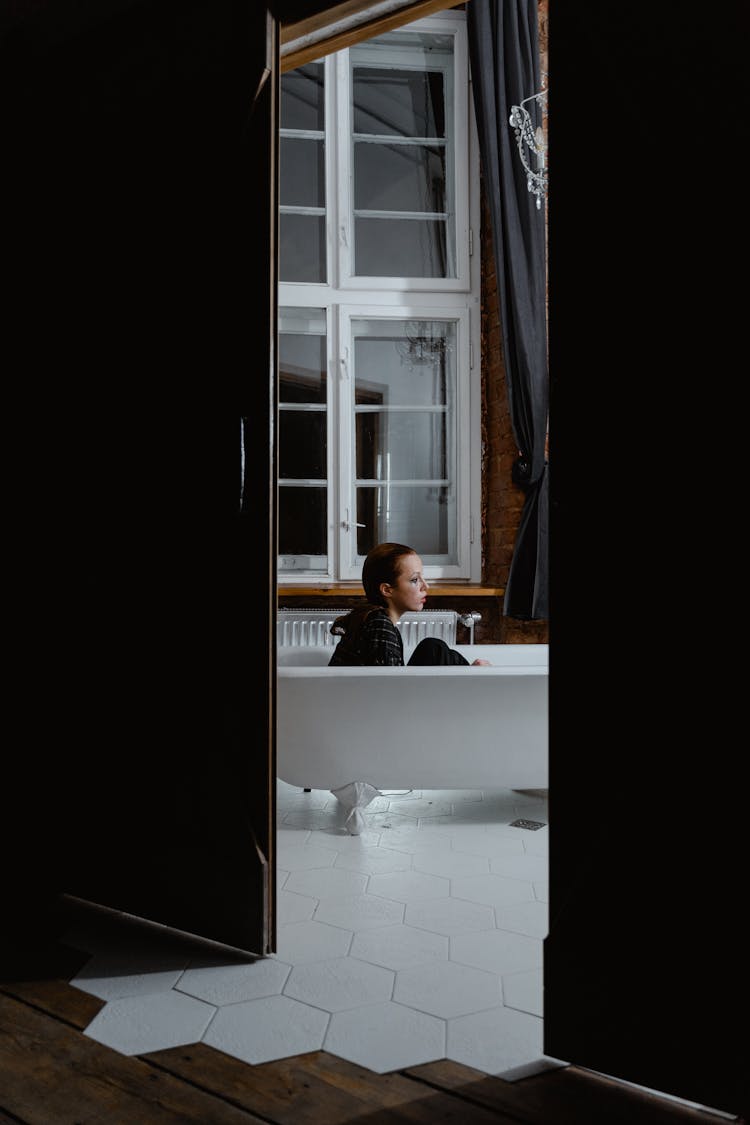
[277,609,458,649]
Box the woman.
[328,542,491,666]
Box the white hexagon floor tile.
[412,849,490,878]
[489,854,550,881]
[367,870,450,902]
[67,784,554,1077]
[203,995,329,1064]
[324,1001,446,1073]
[446,1004,544,1076]
[404,896,497,936]
[350,924,449,971]
[274,920,353,964]
[284,956,394,1011]
[72,948,189,1001]
[450,872,535,909]
[285,865,368,899]
[502,967,543,1017]
[314,893,405,931]
[393,960,502,1019]
[176,957,291,1005]
[276,842,336,871]
[494,899,549,939]
[84,990,215,1056]
[333,846,413,875]
[450,929,543,976]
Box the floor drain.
[510,818,546,830]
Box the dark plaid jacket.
[328,608,404,666]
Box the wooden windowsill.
[278,584,505,598]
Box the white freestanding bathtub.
[277,644,548,829]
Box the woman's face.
[382,553,428,620]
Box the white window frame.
[336,303,472,580]
[278,9,481,585]
[337,17,470,291]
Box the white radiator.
[277,608,458,649]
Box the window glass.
[278,308,328,574]
[351,316,457,563]
[350,32,455,279]
[280,62,326,283]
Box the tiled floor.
[64,780,563,1077]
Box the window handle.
[342,507,365,531]
[339,224,348,247]
[339,346,349,380]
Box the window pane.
[356,485,452,558]
[351,316,457,563]
[353,66,445,137]
[280,213,326,283]
[354,141,445,213]
[354,322,454,406]
[279,486,327,558]
[278,308,329,574]
[350,32,455,279]
[354,217,447,277]
[279,328,326,405]
[279,411,326,479]
[280,138,325,208]
[281,63,324,131]
[356,412,446,479]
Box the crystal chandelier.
[509,79,548,210]
[394,321,449,371]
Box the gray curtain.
[468,0,548,620]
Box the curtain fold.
[468,0,548,620]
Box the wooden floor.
[1,940,742,1125]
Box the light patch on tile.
[176,958,291,1006]
[367,870,450,903]
[274,920,353,964]
[446,1005,544,1076]
[394,961,502,1019]
[276,843,336,871]
[494,900,549,940]
[350,925,449,971]
[450,928,542,976]
[405,897,496,937]
[284,957,394,1012]
[489,854,549,882]
[84,990,215,1056]
[413,850,490,879]
[325,1001,445,1074]
[451,872,535,909]
[333,847,413,876]
[315,894,404,931]
[277,890,318,924]
[285,865,368,900]
[502,967,543,1017]
[203,995,329,1064]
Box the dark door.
[4,0,278,956]
[544,3,746,1117]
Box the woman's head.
[362,542,428,619]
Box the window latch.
[342,508,365,531]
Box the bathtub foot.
[331,780,382,835]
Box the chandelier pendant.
[509,82,548,210]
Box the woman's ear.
[379,581,392,601]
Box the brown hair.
[361,542,416,606]
[331,542,416,639]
